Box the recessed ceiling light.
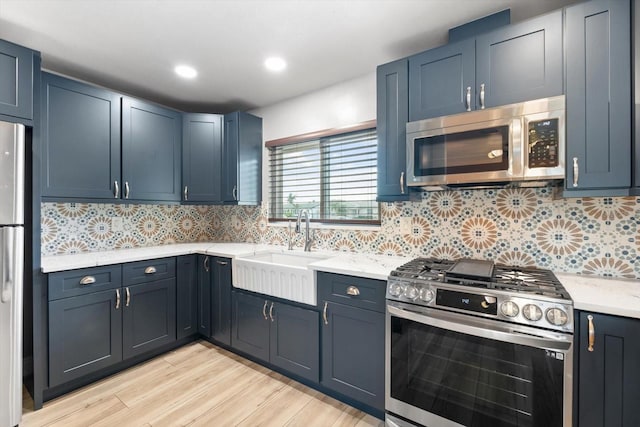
[174,65,197,79]
[264,57,287,72]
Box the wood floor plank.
[22,340,382,427]
[150,364,268,427]
[235,380,321,427]
[21,358,174,426]
[187,372,290,427]
[285,394,354,427]
[46,395,127,427]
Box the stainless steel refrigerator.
[0,121,25,427]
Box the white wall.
[249,72,376,141]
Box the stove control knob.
[546,308,569,327]
[522,304,543,321]
[388,282,403,297]
[500,301,519,318]
[404,285,419,300]
[419,288,435,302]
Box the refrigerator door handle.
[1,228,13,303]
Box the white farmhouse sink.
[234,250,331,305]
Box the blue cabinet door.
[182,113,223,202]
[197,255,211,337]
[122,97,181,202]
[122,278,176,359]
[270,302,319,382]
[565,0,630,193]
[231,291,270,362]
[409,38,475,121]
[41,73,121,199]
[575,311,640,427]
[0,39,34,120]
[211,257,232,346]
[476,10,563,108]
[222,112,262,205]
[48,289,123,387]
[377,59,409,201]
[176,255,198,340]
[321,301,385,411]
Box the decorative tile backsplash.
[41,187,640,279]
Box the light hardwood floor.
[22,340,383,427]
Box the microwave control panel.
[527,118,559,168]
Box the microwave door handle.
[387,303,571,351]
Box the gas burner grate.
[390,258,571,300]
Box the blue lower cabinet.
[48,289,123,387]
[231,290,320,382]
[270,302,319,382]
[231,291,270,362]
[321,301,385,411]
[198,255,212,337]
[176,255,198,340]
[575,311,640,427]
[122,278,176,359]
[211,257,232,346]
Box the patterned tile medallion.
[42,187,640,279]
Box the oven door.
[406,117,522,187]
[386,301,572,427]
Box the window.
[268,123,379,224]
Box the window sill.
[267,220,381,231]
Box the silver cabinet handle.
[114,180,119,199]
[262,300,269,320]
[323,301,329,325]
[203,256,210,272]
[587,314,595,352]
[216,260,228,266]
[79,276,96,286]
[269,302,274,322]
[184,185,188,201]
[572,157,579,187]
[115,289,121,309]
[400,172,405,195]
[465,86,471,111]
[124,181,130,199]
[346,286,360,296]
[125,287,131,307]
[144,266,156,274]
[232,185,238,201]
[479,83,485,109]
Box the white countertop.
[41,243,408,281]
[42,245,640,319]
[556,272,640,320]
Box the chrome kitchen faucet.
[295,209,315,252]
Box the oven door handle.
[387,302,572,352]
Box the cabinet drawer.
[123,257,176,286]
[49,265,122,301]
[317,272,386,313]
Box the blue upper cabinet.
[182,113,223,203]
[222,111,262,205]
[377,59,409,201]
[407,10,562,122]
[122,97,182,202]
[476,10,563,109]
[409,39,475,121]
[565,0,630,195]
[0,39,35,121]
[41,73,121,200]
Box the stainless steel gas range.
[385,258,573,427]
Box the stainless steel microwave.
[406,96,565,188]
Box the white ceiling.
[0,0,578,113]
